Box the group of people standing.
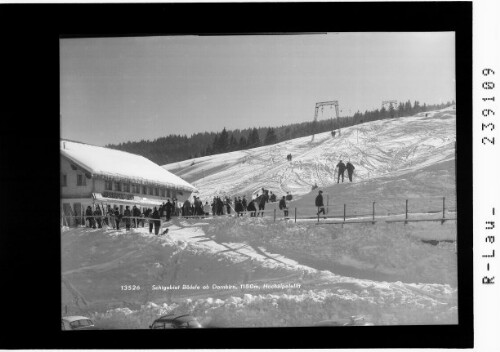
[84,199,183,235]
[335,160,355,183]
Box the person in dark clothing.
[146,208,154,233]
[269,192,277,203]
[114,207,121,230]
[279,196,288,217]
[105,205,113,228]
[132,205,140,227]
[211,197,217,216]
[217,197,224,216]
[247,199,257,217]
[225,197,231,215]
[172,199,177,216]
[235,197,243,216]
[165,199,172,221]
[258,194,266,217]
[315,190,325,216]
[152,207,161,235]
[85,206,96,228]
[93,205,102,228]
[124,206,131,230]
[336,160,346,183]
[242,196,247,212]
[183,199,191,217]
[346,161,355,182]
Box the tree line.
[107,100,455,165]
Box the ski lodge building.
[60,139,197,223]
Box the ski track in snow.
[164,108,456,201]
[62,108,458,327]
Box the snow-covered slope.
[61,107,457,328]
[62,216,457,327]
[163,107,455,202]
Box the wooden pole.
[317,207,320,223]
[344,203,346,222]
[295,208,297,223]
[372,202,375,224]
[442,197,446,219]
[442,197,446,225]
[405,199,408,225]
[326,194,329,213]
[274,208,276,222]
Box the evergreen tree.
[264,128,278,145]
[247,128,260,147]
[238,136,247,149]
[228,134,238,151]
[218,127,229,152]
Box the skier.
[85,206,95,228]
[152,207,161,235]
[315,190,326,216]
[269,192,277,203]
[279,196,288,217]
[93,205,102,228]
[346,161,355,182]
[242,195,248,212]
[124,206,131,230]
[247,199,257,217]
[182,199,191,217]
[235,197,243,216]
[165,199,173,220]
[114,207,121,230]
[336,160,346,183]
[132,205,140,227]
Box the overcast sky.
[60,32,455,146]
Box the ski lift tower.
[312,100,340,141]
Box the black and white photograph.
[7,0,500,350]
[60,31,459,329]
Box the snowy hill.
[163,107,456,207]
[61,106,457,328]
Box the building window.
[61,173,67,187]
[123,183,130,193]
[77,174,86,186]
[149,187,154,195]
[114,182,121,192]
[105,180,113,191]
[142,186,147,195]
[167,189,171,198]
[161,188,165,197]
[155,188,159,196]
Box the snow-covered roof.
[61,140,197,193]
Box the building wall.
[60,156,94,198]
[61,155,193,218]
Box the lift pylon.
[312,100,340,140]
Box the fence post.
[405,199,408,225]
[317,207,320,223]
[274,208,276,222]
[295,208,297,223]
[343,204,346,222]
[442,197,446,224]
[372,202,375,224]
[327,194,329,214]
